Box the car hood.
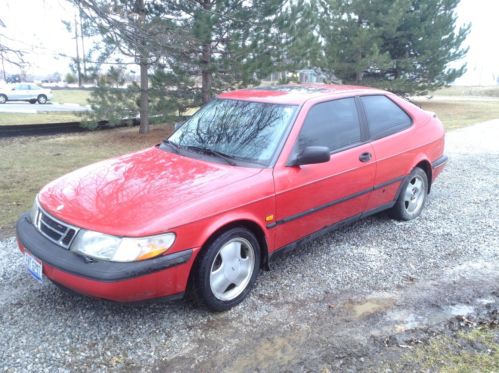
[38,146,262,236]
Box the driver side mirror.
[288,146,330,166]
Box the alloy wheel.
[403,175,425,213]
[209,237,255,301]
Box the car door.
[271,97,376,250]
[26,84,38,99]
[359,95,415,211]
[11,84,28,100]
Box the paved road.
[0,101,89,113]
[0,120,498,371]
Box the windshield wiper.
[162,139,181,153]
[184,145,237,166]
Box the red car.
[16,84,447,311]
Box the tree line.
[72,0,469,133]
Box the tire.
[29,99,37,104]
[37,94,47,104]
[389,167,428,221]
[0,94,7,104]
[192,227,261,311]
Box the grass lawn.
[432,85,499,97]
[0,89,92,125]
[52,89,92,106]
[388,326,499,371]
[0,112,81,125]
[0,125,171,237]
[415,98,499,130]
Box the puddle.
[348,297,395,317]
[387,310,426,332]
[228,331,307,371]
[447,304,475,316]
[476,297,496,305]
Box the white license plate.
[24,251,43,283]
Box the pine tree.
[150,0,286,111]
[261,0,323,81]
[319,0,469,95]
[74,0,185,133]
[84,66,139,128]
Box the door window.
[297,98,362,152]
[360,95,411,139]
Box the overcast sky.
[1,0,498,85]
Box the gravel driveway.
[1,120,498,372]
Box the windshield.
[166,99,297,166]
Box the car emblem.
[56,204,64,211]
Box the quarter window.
[297,98,362,152]
[360,95,411,139]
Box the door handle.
[359,152,372,162]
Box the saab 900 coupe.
[16,84,447,311]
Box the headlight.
[71,230,176,262]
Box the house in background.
[265,68,341,85]
[297,69,326,83]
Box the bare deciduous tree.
[0,17,27,81]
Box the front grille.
[32,206,79,249]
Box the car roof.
[218,84,387,105]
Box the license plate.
[24,251,43,283]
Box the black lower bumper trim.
[16,213,192,282]
[52,280,186,303]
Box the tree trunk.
[137,0,149,134]
[201,0,213,104]
[201,42,212,104]
[355,15,363,83]
[139,57,149,134]
[355,69,362,83]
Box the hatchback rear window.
[361,95,411,139]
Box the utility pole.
[79,10,87,81]
[0,18,6,81]
[74,14,82,87]
[1,53,6,81]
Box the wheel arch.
[185,217,270,300]
[198,219,270,271]
[407,153,432,194]
[414,159,432,193]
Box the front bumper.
[16,213,196,302]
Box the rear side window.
[297,98,362,152]
[360,95,411,139]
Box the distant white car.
[0,83,53,104]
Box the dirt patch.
[346,296,396,318]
